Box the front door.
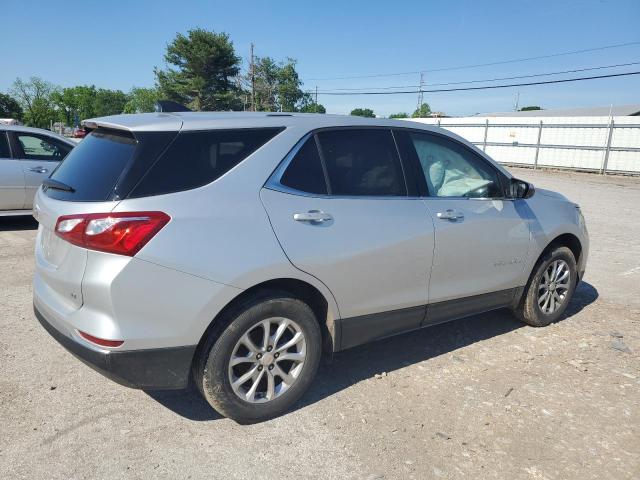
[261,129,434,349]
[11,132,71,208]
[399,129,530,305]
[0,131,25,210]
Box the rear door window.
[130,127,283,197]
[279,137,328,195]
[15,133,71,161]
[316,129,406,196]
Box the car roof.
[82,111,441,133]
[0,124,76,145]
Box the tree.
[350,108,375,118]
[51,85,98,126]
[11,77,59,128]
[93,88,128,117]
[411,103,431,118]
[299,102,326,113]
[389,112,408,119]
[520,106,542,111]
[0,93,23,120]
[155,28,242,111]
[124,87,162,113]
[252,57,307,112]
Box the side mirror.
[510,178,535,199]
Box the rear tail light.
[55,211,170,256]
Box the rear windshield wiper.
[43,179,75,193]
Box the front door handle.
[436,209,464,221]
[293,210,333,223]
[29,167,49,174]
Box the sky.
[1,0,639,117]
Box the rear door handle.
[293,210,333,223]
[436,209,464,221]
[29,167,49,173]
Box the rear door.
[10,131,73,208]
[396,129,530,307]
[0,130,25,210]
[261,128,434,348]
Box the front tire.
[515,246,577,327]
[194,292,322,423]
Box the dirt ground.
[1,167,638,480]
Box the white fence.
[408,116,640,174]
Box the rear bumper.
[34,304,196,390]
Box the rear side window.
[280,137,327,195]
[0,132,10,158]
[131,128,283,197]
[47,130,137,201]
[316,129,406,196]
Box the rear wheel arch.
[192,278,338,376]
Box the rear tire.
[194,291,322,423]
[515,246,577,327]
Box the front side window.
[16,133,71,161]
[408,132,502,198]
[280,137,327,195]
[316,129,406,196]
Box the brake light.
[55,211,170,256]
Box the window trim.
[0,131,12,159]
[393,127,511,201]
[10,131,72,162]
[266,126,411,199]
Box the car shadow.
[0,216,38,231]
[145,281,598,422]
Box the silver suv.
[33,112,588,422]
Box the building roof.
[478,104,640,117]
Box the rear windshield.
[45,127,283,202]
[47,130,137,201]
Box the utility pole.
[513,91,520,111]
[315,85,318,106]
[250,42,256,112]
[417,72,425,111]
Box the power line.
[305,41,640,81]
[313,71,640,95]
[312,61,640,92]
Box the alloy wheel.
[228,317,306,403]
[538,259,571,314]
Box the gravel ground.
[1,167,638,480]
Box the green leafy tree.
[520,106,542,111]
[11,77,59,128]
[299,101,326,113]
[51,85,98,126]
[93,88,128,117]
[0,92,23,120]
[389,112,408,119]
[155,28,242,111]
[411,103,431,118]
[123,87,162,113]
[252,57,308,112]
[350,108,375,118]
